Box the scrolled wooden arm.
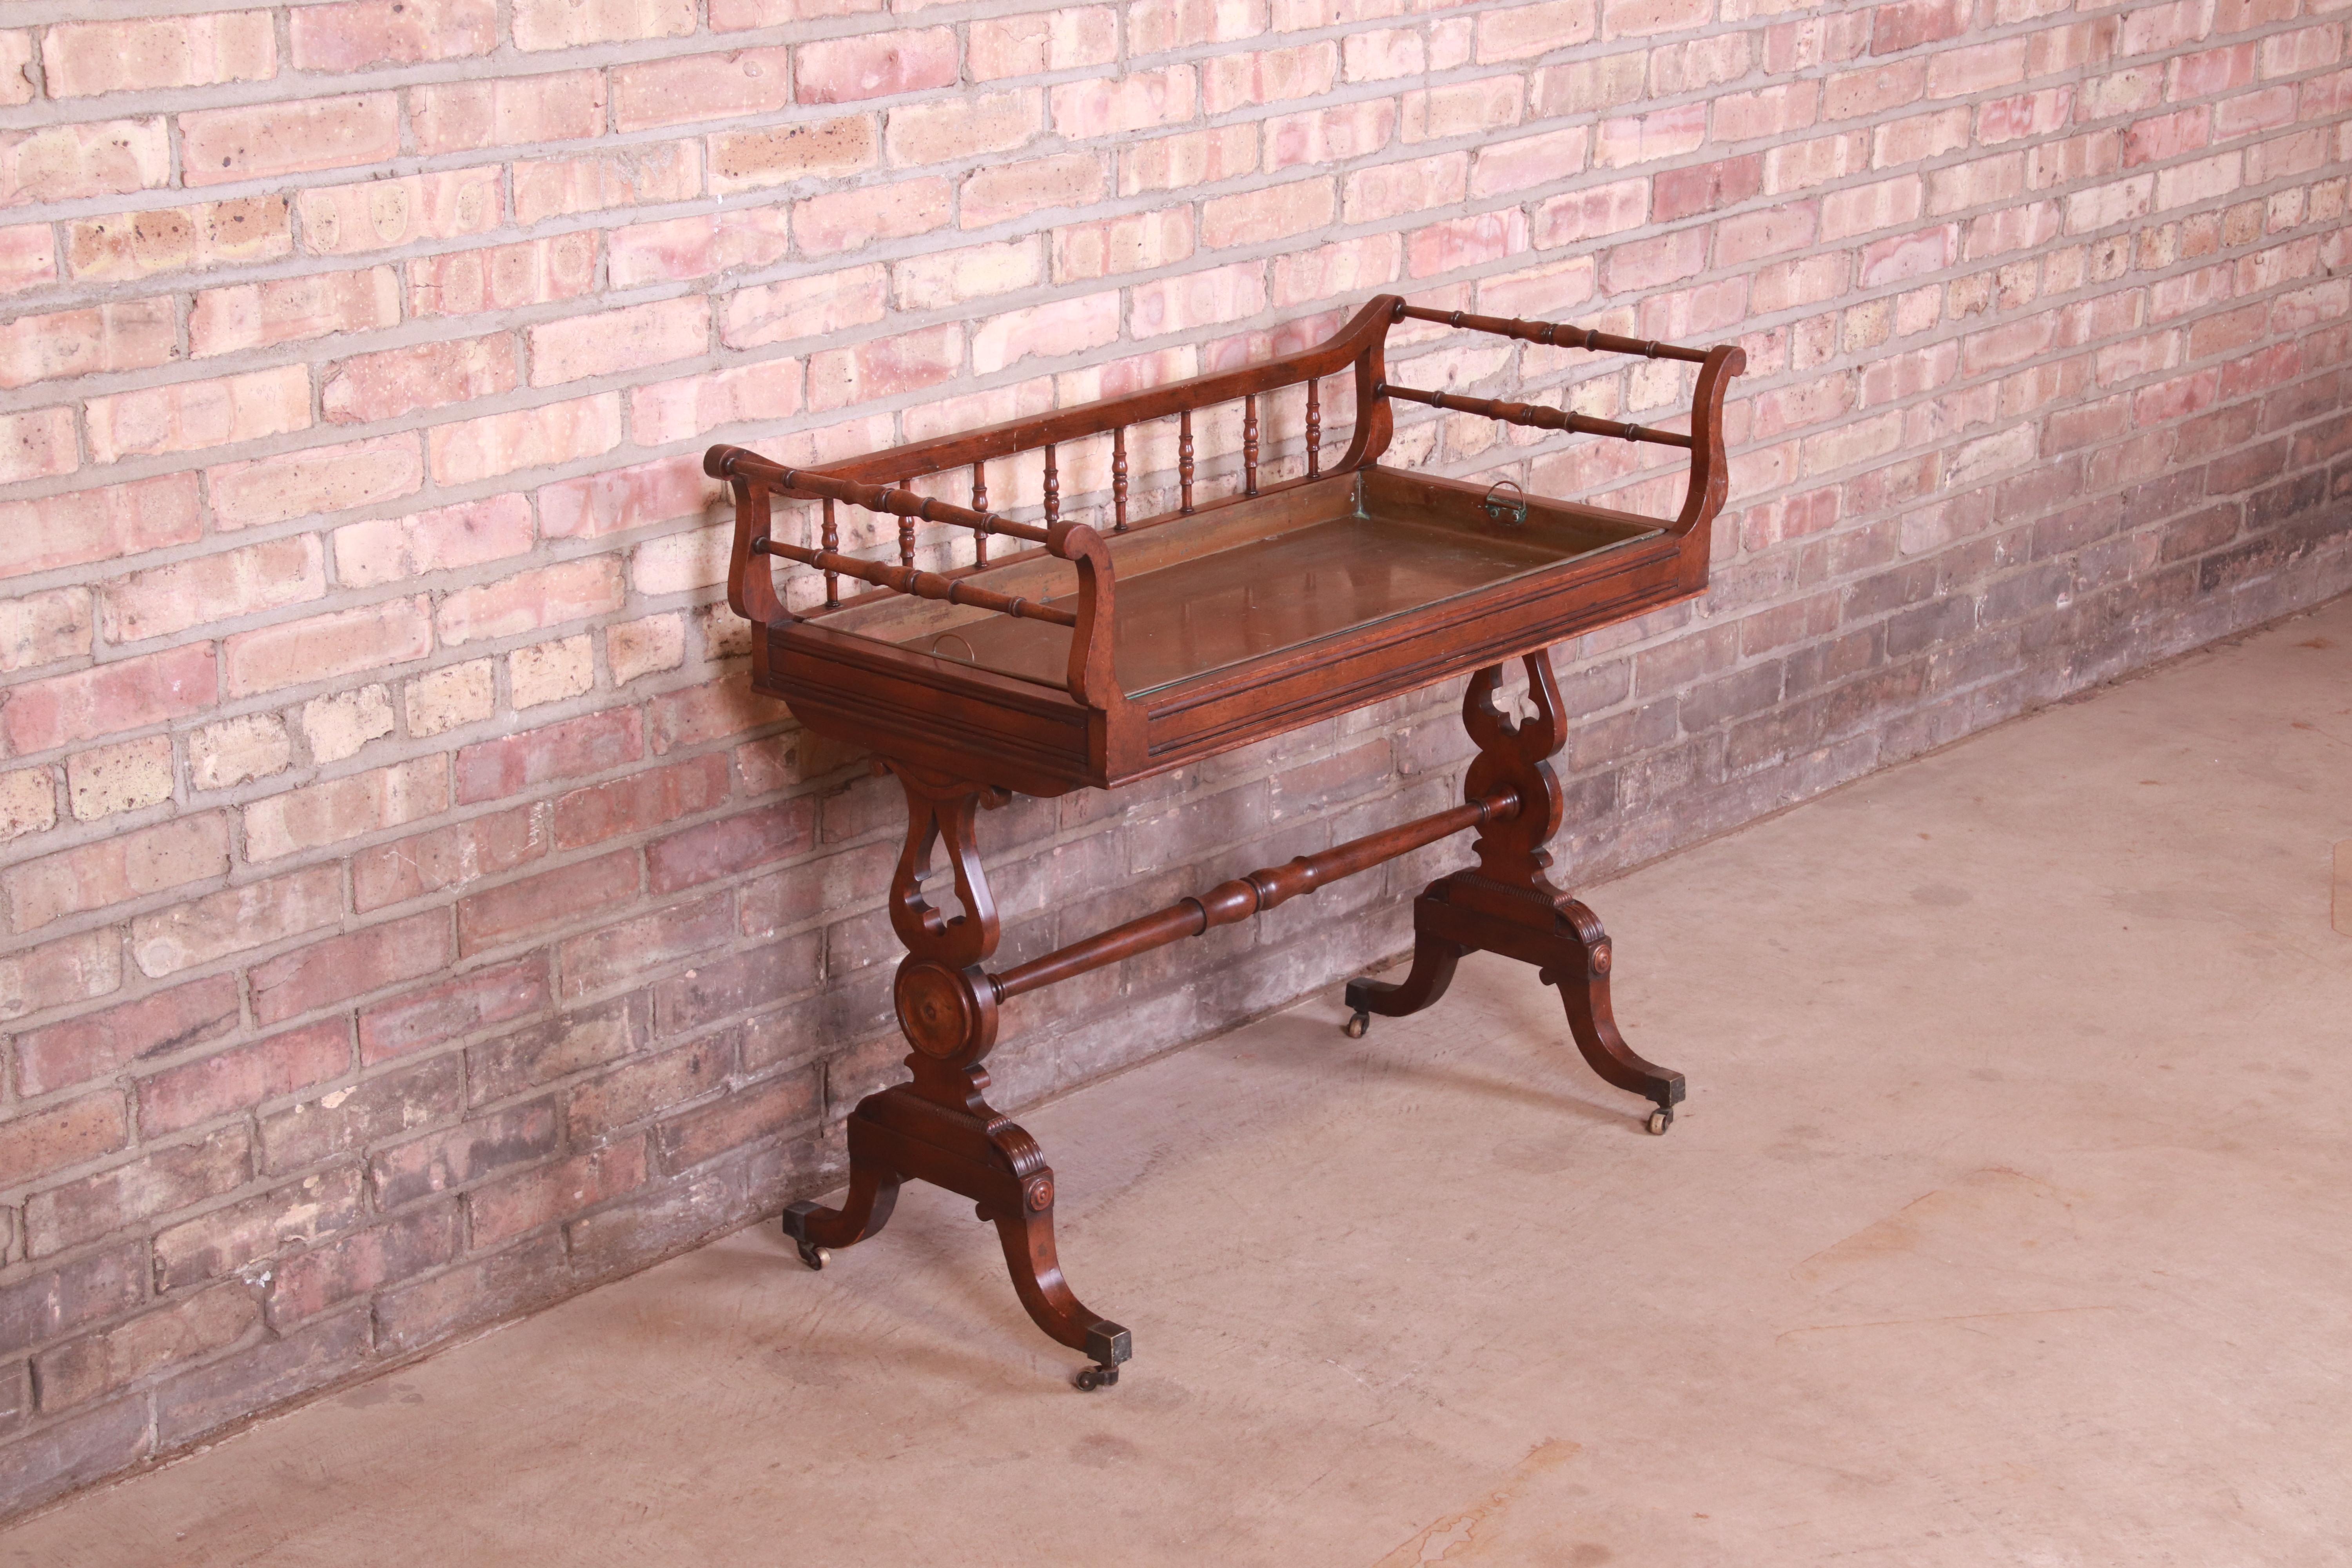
[1672,342,1746,538]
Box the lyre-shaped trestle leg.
[1340,653,1687,1132]
[776,761,1131,1387]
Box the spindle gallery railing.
[711,292,1748,1393]
[710,293,1746,709]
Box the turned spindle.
[1179,410,1194,514]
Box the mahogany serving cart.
[710,294,1744,1390]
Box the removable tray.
[816,467,1662,699]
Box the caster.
[1342,1009,1370,1039]
[1074,1362,1120,1391]
[780,1200,829,1268]
[1646,1106,1673,1136]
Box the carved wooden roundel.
[895,962,975,1058]
[1025,1176,1053,1211]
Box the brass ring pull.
[928,631,978,663]
[1482,479,1528,527]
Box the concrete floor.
[9,598,2350,1566]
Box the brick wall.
[2,0,2348,1517]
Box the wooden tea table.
[710,296,1744,1388]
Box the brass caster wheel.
[1342,1009,1370,1039]
[1646,1106,1673,1136]
[1074,1363,1120,1392]
[780,1200,829,1268]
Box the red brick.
[512,143,699,225]
[613,46,790,132]
[555,893,737,1002]
[1,930,125,1025]
[1408,209,1531,278]
[24,1125,251,1259]
[190,267,398,359]
[428,393,624,486]
[435,556,625,647]
[290,0,493,71]
[456,710,646,804]
[42,13,277,96]
[181,94,399,187]
[962,154,1105,230]
[0,1094,129,1190]
[98,535,325,646]
[0,1243,146,1356]
[62,195,290,284]
[83,366,311,466]
[969,292,1123,375]
[374,1233,567,1354]
[207,434,425,532]
[1601,226,1710,294]
[1201,180,1336,249]
[0,407,76,485]
[630,359,805,445]
[34,1280,260,1412]
[129,865,343,982]
[644,799,816,896]
[707,116,878,196]
[0,590,89,680]
[0,298,176,391]
[468,1139,649,1246]
[371,1100,559,1209]
[5,643,210,757]
[152,1308,371,1448]
[968,7,1117,78]
[152,1167,366,1291]
[655,1071,817,1171]
[0,120,172,208]
[357,955,551,1065]
[1595,102,1709,169]
[13,975,242,1099]
[4,814,229,937]
[737,840,894,939]
[608,209,793,289]
[265,1203,461,1328]
[549,755,730,853]
[412,71,606,155]
[718,265,887,353]
[258,1056,464,1172]
[323,334,517,425]
[137,1020,351,1138]
[249,909,453,1027]
[807,323,964,410]
[223,597,432,699]
[797,28,957,103]
[334,494,535,590]
[564,1031,737,1140]
[466,991,646,1100]
[646,681,794,762]
[1477,0,1597,61]
[650,936,819,1038]
[409,234,598,318]
[352,803,547,913]
[7,222,57,286]
[529,297,708,388]
[511,0,693,49]
[796,177,951,256]
[1345,152,1469,225]
[457,850,641,955]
